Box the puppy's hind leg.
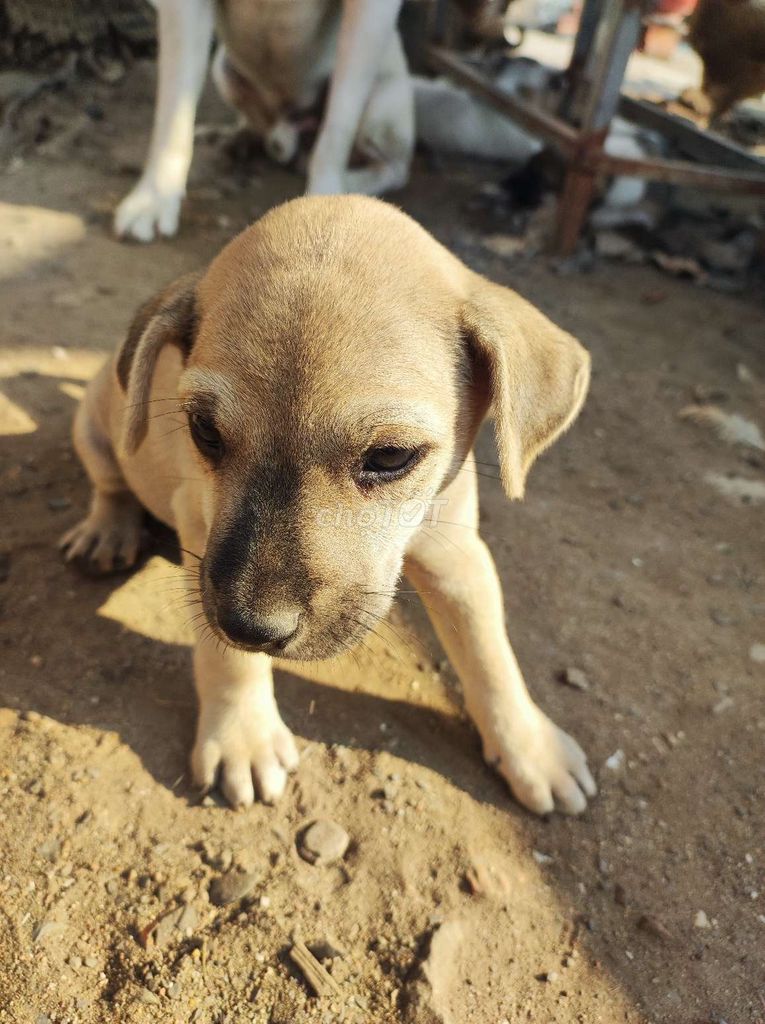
[60,374,143,574]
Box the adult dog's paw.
[191,698,300,807]
[480,705,596,816]
[114,182,182,242]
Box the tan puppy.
[61,196,595,816]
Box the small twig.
[289,941,342,998]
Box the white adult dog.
[115,0,413,242]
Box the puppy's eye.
[360,446,418,480]
[189,412,222,456]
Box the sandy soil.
[1,61,764,1024]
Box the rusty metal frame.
[426,0,765,255]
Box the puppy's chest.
[217,0,339,89]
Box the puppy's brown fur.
[62,196,595,814]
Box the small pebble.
[535,970,559,983]
[712,696,734,714]
[694,910,711,929]
[604,749,625,771]
[138,987,161,1005]
[297,819,350,866]
[177,903,198,932]
[749,643,765,664]
[636,914,671,942]
[560,667,590,691]
[47,497,71,511]
[209,869,258,907]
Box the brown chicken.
[688,0,765,117]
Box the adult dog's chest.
[216,0,339,97]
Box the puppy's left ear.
[461,274,590,500]
[116,272,200,455]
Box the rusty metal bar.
[426,44,579,152]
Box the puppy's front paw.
[480,706,596,816]
[59,496,142,574]
[191,698,300,807]
[114,182,182,242]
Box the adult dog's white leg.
[114,0,214,242]
[343,32,414,195]
[306,0,403,195]
[404,459,596,816]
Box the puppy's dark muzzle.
[215,604,301,653]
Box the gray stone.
[209,869,257,906]
[403,920,463,1024]
[297,819,350,866]
[560,667,590,691]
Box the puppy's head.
[118,197,589,660]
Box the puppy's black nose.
[216,606,300,651]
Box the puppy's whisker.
[419,524,469,558]
[455,466,502,481]
[147,409,184,421]
[179,547,203,562]
[351,609,408,664]
[156,428,189,443]
[120,396,180,411]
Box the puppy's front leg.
[175,503,299,807]
[306,0,403,194]
[191,642,299,806]
[114,0,214,242]
[405,465,596,816]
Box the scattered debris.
[712,695,735,714]
[604,749,625,771]
[463,857,510,899]
[209,869,257,907]
[482,233,526,259]
[594,231,642,261]
[33,920,64,944]
[558,666,591,692]
[288,940,342,998]
[137,987,160,1006]
[47,496,71,511]
[297,819,350,866]
[651,252,706,282]
[679,405,765,451]
[535,969,560,983]
[636,914,671,942]
[700,234,756,275]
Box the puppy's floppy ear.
[116,272,200,455]
[461,273,590,500]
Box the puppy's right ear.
[116,272,200,455]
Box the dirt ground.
[1,60,764,1024]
